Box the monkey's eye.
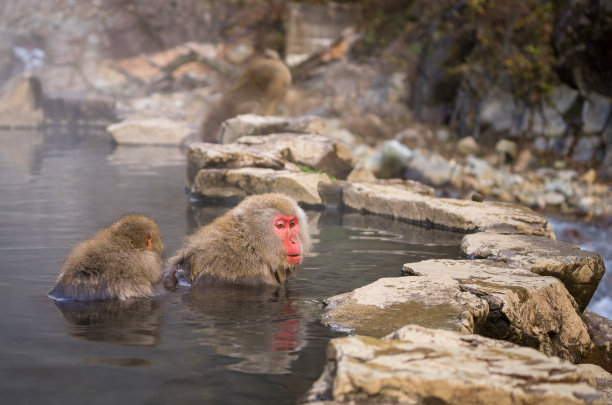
[289,221,296,228]
[276,223,284,229]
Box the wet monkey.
[200,50,292,142]
[49,214,164,301]
[167,193,311,287]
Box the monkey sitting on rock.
[200,49,292,142]
[49,214,164,301]
[167,193,311,287]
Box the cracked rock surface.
[322,259,592,362]
[302,325,610,405]
[461,232,606,312]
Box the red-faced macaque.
[167,193,311,287]
[49,214,164,301]
[200,50,292,142]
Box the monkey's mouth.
[287,254,301,265]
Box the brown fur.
[168,194,311,287]
[49,214,163,301]
[200,50,292,142]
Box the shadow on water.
[0,128,463,404]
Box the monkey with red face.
[167,194,311,287]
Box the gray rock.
[237,133,355,179]
[323,259,591,362]
[371,139,414,178]
[302,325,609,405]
[346,166,376,183]
[495,139,518,164]
[461,232,605,312]
[218,114,291,144]
[581,310,612,373]
[186,142,288,186]
[544,191,566,206]
[583,93,611,133]
[107,118,192,145]
[219,114,358,147]
[191,167,330,206]
[342,183,555,237]
[457,136,479,156]
[404,151,455,187]
[573,136,602,163]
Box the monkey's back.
[169,214,277,286]
[50,232,162,301]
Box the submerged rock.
[322,259,591,362]
[461,232,605,312]
[302,325,610,405]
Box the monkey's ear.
[145,232,153,249]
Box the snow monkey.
[49,214,164,301]
[200,49,292,142]
[167,193,311,287]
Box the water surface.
[0,128,462,404]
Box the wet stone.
[461,232,606,312]
[302,325,610,405]
[322,259,592,363]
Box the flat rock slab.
[323,259,591,362]
[461,232,605,312]
[343,182,555,237]
[107,118,192,145]
[302,325,610,405]
[219,114,342,144]
[237,133,355,179]
[191,167,330,206]
[186,142,288,186]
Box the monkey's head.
[110,214,163,257]
[235,194,311,281]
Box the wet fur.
[49,214,163,301]
[168,194,311,287]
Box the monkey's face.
[272,215,302,265]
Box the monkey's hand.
[161,266,179,290]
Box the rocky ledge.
[183,115,611,402]
[301,325,612,405]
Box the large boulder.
[342,182,555,238]
[461,232,605,312]
[323,259,592,363]
[190,167,330,206]
[302,325,611,405]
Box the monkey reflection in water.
[165,193,312,288]
[53,299,162,348]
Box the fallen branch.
[290,27,362,82]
